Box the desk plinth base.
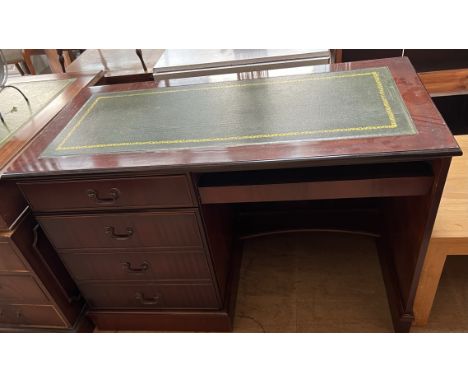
[89,309,233,332]
[0,307,94,333]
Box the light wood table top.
[432,135,468,239]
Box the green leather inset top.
[42,67,416,157]
[0,79,75,148]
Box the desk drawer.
[60,250,212,282]
[198,163,434,204]
[0,304,66,328]
[0,241,28,273]
[19,175,195,212]
[38,210,204,251]
[0,275,49,304]
[79,282,219,309]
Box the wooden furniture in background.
[419,69,468,97]
[413,135,468,326]
[336,50,468,72]
[22,49,72,75]
[1,50,30,75]
[56,50,86,73]
[66,49,164,84]
[3,58,460,332]
[0,72,102,332]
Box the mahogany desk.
[3,57,461,332]
[0,72,102,331]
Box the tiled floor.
[233,233,393,332]
[233,232,468,333]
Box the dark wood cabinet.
[0,274,50,304]
[0,212,88,331]
[18,174,226,330]
[0,72,102,332]
[338,49,468,72]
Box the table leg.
[413,240,447,325]
[414,238,468,325]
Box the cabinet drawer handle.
[87,188,120,204]
[122,261,149,273]
[135,292,160,305]
[105,226,134,240]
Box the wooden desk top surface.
[0,72,102,172]
[66,49,164,78]
[3,57,461,178]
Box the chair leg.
[14,63,25,75]
[22,50,36,75]
[136,49,148,72]
[21,60,31,74]
[57,49,66,73]
[413,241,448,326]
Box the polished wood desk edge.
[0,71,104,172]
[2,57,461,179]
[1,147,462,181]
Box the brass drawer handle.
[135,292,160,305]
[87,188,120,204]
[122,261,149,273]
[105,226,134,240]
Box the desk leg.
[378,158,451,332]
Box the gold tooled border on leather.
[56,70,398,152]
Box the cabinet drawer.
[38,210,204,251]
[0,275,49,304]
[60,250,212,282]
[19,175,195,212]
[79,282,219,309]
[0,241,28,272]
[0,304,67,329]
